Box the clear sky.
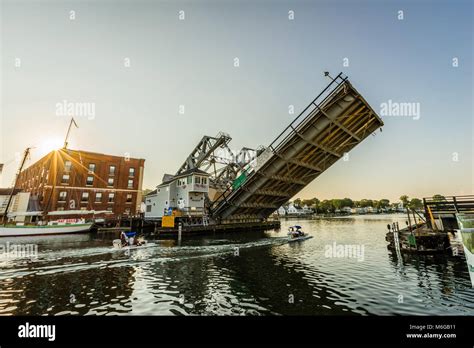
[1,0,472,202]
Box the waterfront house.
[144,168,210,219]
[367,206,378,214]
[352,207,368,214]
[302,205,313,214]
[396,203,406,213]
[287,203,304,215]
[277,206,287,216]
[341,206,352,214]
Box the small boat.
[288,235,313,243]
[0,218,93,237]
[111,242,156,251]
[112,231,150,250]
[287,225,312,242]
[1,147,94,237]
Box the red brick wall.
[16,149,145,218]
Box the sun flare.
[38,136,63,155]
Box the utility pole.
[63,117,79,149]
[2,147,31,225]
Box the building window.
[202,177,207,185]
[124,208,130,215]
[146,205,152,212]
[108,193,115,203]
[109,165,116,176]
[95,192,102,203]
[81,192,89,202]
[57,207,64,211]
[58,191,67,201]
[106,207,113,212]
[187,176,192,184]
[126,194,133,203]
[129,168,135,177]
[108,177,114,187]
[127,179,133,188]
[195,176,201,184]
[86,176,94,186]
[88,163,96,173]
[80,206,88,211]
[64,160,72,172]
[61,174,70,184]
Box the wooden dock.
[385,223,449,254]
[146,220,281,236]
[96,226,131,232]
[385,195,474,255]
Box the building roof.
[177,168,210,177]
[65,148,145,161]
[159,168,210,186]
[21,148,145,173]
[146,189,158,196]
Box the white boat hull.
[288,235,313,243]
[112,242,155,251]
[0,223,93,237]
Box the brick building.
[16,149,145,218]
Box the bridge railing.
[424,195,474,214]
[268,72,348,154]
[209,72,348,216]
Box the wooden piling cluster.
[385,222,450,254]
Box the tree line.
[290,194,445,213]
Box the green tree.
[400,195,410,207]
[379,199,390,207]
[432,194,445,201]
[331,199,344,210]
[376,199,390,209]
[311,198,320,210]
[341,198,354,208]
[409,198,423,210]
[359,199,373,208]
[302,198,319,209]
[319,200,334,213]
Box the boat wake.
[0,237,291,280]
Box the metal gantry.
[176,132,258,191]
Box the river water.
[0,214,473,315]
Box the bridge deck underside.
[213,81,384,221]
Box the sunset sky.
[1,0,472,202]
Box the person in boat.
[288,226,301,238]
[120,231,143,247]
[120,231,129,247]
[292,226,304,237]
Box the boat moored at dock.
[0,219,93,237]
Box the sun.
[38,136,64,155]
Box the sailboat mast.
[63,117,78,149]
[2,147,31,225]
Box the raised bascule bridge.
[208,73,384,223]
[146,73,384,231]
